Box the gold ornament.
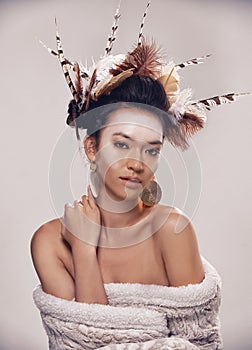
[139,177,162,206]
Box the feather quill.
[105,0,121,56]
[39,39,89,79]
[157,62,180,96]
[177,92,252,140]
[55,17,78,104]
[74,62,84,110]
[110,38,162,79]
[55,20,81,140]
[190,92,251,111]
[39,39,59,57]
[138,1,151,46]
[175,54,211,70]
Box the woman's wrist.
[71,239,97,256]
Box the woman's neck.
[93,185,158,248]
[97,195,145,229]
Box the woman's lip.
[120,177,141,182]
[119,177,142,188]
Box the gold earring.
[90,161,97,172]
[139,176,162,206]
[89,161,99,198]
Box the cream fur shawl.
[33,256,223,349]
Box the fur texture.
[33,256,223,350]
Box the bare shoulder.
[30,218,64,279]
[152,204,186,233]
[155,205,205,287]
[30,218,63,262]
[30,218,74,300]
[31,218,62,248]
[155,204,193,234]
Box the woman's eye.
[146,148,160,156]
[113,141,129,149]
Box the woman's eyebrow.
[112,132,134,141]
[112,132,163,145]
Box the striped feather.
[39,39,89,79]
[74,62,84,110]
[175,54,211,70]
[54,18,81,141]
[85,68,98,112]
[190,92,251,111]
[105,0,121,56]
[138,0,151,46]
[39,39,58,57]
[55,17,78,103]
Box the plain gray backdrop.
[1,0,252,349]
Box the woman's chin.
[103,189,141,204]
[101,180,143,203]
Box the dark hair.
[67,75,188,150]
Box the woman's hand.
[61,186,101,248]
[60,186,108,304]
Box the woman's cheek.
[143,154,160,174]
[96,145,124,180]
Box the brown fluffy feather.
[110,38,162,79]
[178,112,205,138]
[165,111,205,151]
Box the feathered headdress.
[40,0,250,148]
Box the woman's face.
[93,107,164,202]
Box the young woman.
[31,76,224,350]
[31,76,205,304]
[30,3,235,348]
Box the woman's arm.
[31,187,108,304]
[31,222,108,304]
[71,241,108,304]
[158,211,205,287]
[31,221,75,300]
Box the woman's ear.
[84,136,97,162]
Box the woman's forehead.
[103,108,163,140]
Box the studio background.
[1,0,251,349]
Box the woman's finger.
[81,194,87,202]
[82,195,90,209]
[64,202,74,210]
[73,199,85,209]
[73,200,81,207]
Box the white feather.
[168,88,192,120]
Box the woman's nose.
[126,158,144,173]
